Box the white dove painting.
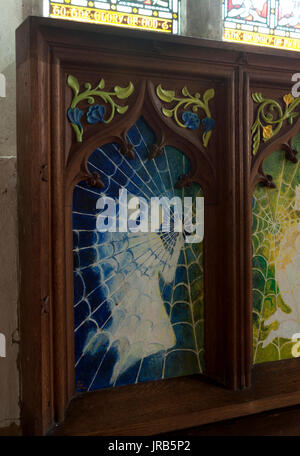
[253,133,300,363]
[227,0,268,23]
[278,0,300,29]
[73,118,204,392]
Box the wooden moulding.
[50,359,300,436]
[16,16,300,436]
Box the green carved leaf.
[162,108,173,118]
[116,105,129,114]
[203,131,212,148]
[251,119,260,135]
[253,130,261,156]
[203,88,215,105]
[67,75,80,96]
[114,82,134,100]
[288,112,299,125]
[265,113,274,122]
[252,92,264,103]
[72,124,83,143]
[98,79,105,90]
[156,85,175,103]
[182,86,189,97]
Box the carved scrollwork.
[67,75,134,143]
[81,162,105,189]
[258,173,276,189]
[281,142,298,164]
[119,140,135,160]
[251,92,300,156]
[156,84,215,148]
[147,142,165,160]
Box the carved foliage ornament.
[251,92,300,156]
[67,75,135,142]
[156,85,216,148]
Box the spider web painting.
[73,118,204,392]
[253,131,300,363]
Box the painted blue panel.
[73,118,204,392]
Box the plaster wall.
[0,0,42,430]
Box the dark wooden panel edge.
[162,404,300,436]
[16,18,54,436]
[50,359,300,436]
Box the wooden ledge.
[50,358,300,436]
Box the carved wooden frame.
[17,17,300,436]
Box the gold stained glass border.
[224,28,300,53]
[49,2,174,34]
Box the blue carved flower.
[87,105,106,124]
[182,111,200,130]
[67,107,84,128]
[202,117,215,133]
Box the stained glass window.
[73,118,204,392]
[44,0,180,34]
[223,0,300,52]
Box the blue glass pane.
[73,118,204,392]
